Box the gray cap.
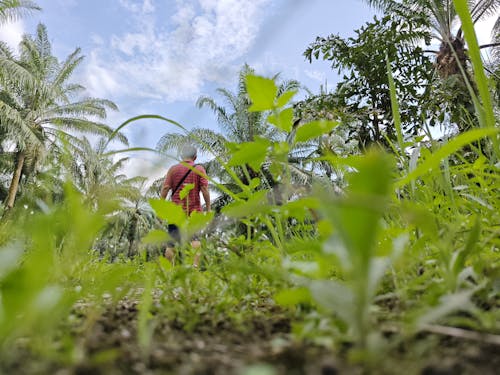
[179,144,197,160]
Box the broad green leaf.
[149,198,186,225]
[274,287,312,306]
[158,255,173,271]
[272,141,290,160]
[228,138,271,171]
[248,177,261,190]
[325,150,393,272]
[294,120,338,143]
[267,107,294,132]
[186,211,214,237]
[246,75,277,112]
[276,90,297,108]
[281,197,320,220]
[141,229,168,245]
[222,190,270,218]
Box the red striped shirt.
[163,161,208,214]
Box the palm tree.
[360,0,499,133]
[69,137,139,210]
[157,64,302,208]
[362,0,499,78]
[0,0,40,24]
[68,136,160,258]
[0,23,119,212]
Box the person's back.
[160,144,210,267]
[166,161,207,214]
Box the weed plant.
[0,1,499,373]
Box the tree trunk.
[4,150,25,212]
[436,37,468,79]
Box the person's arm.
[201,185,210,212]
[160,170,172,199]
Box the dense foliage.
[0,0,499,374]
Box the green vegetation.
[0,1,499,374]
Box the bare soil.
[2,297,499,375]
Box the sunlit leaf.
[274,287,312,306]
[228,138,271,171]
[267,107,294,132]
[187,211,214,237]
[246,75,277,112]
[276,90,297,108]
[222,190,270,218]
[149,198,186,225]
[294,120,338,143]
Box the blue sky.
[0,0,495,180]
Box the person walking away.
[160,145,210,267]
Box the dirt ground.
[2,297,499,375]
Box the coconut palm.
[69,137,143,211]
[156,64,305,211]
[360,0,499,133]
[362,0,499,78]
[158,64,299,157]
[0,0,40,24]
[68,136,160,258]
[0,23,120,212]
[159,67,300,166]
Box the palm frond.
[0,0,40,24]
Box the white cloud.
[0,20,24,49]
[123,154,170,182]
[119,0,155,14]
[90,33,104,46]
[84,50,122,99]
[83,0,272,102]
[305,69,327,84]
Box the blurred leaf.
[294,120,338,143]
[149,199,187,225]
[397,128,499,187]
[0,243,23,278]
[179,183,195,200]
[276,90,297,108]
[309,280,354,326]
[274,287,312,306]
[222,190,270,218]
[186,211,215,237]
[268,107,294,132]
[228,138,271,171]
[417,290,473,327]
[246,75,277,112]
[142,229,168,245]
[325,150,393,271]
[281,197,320,220]
[450,217,480,277]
